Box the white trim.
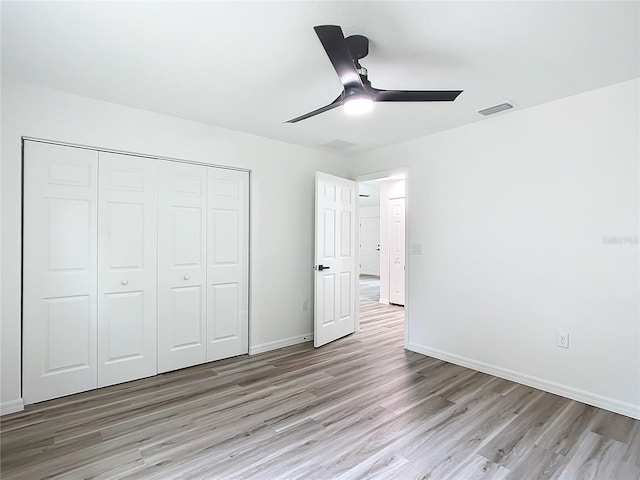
[1,398,24,416]
[378,298,390,305]
[355,190,361,332]
[403,173,410,349]
[22,137,251,173]
[407,343,640,420]
[356,169,408,183]
[249,334,313,355]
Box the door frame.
[355,168,410,348]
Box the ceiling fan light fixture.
[285,25,462,123]
[344,96,374,116]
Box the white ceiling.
[2,1,638,155]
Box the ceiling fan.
[286,25,463,123]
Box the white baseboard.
[379,298,390,305]
[407,343,640,420]
[250,333,313,355]
[1,398,24,416]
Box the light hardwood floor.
[1,276,639,479]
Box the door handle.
[315,265,330,271]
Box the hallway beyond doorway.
[359,274,381,303]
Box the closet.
[22,141,249,404]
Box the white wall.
[359,206,379,220]
[3,77,638,420]
[0,78,350,413]
[352,79,640,419]
[379,179,406,304]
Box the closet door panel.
[97,152,158,387]
[23,142,98,404]
[158,162,207,373]
[207,169,249,361]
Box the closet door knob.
[184,275,190,280]
[121,279,128,286]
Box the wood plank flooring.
[359,275,381,303]
[1,276,639,479]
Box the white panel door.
[97,152,158,387]
[360,217,380,276]
[389,197,406,306]
[23,141,98,404]
[207,168,249,361]
[314,172,357,347]
[157,162,208,373]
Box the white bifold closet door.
[157,162,208,373]
[157,165,248,370]
[23,141,249,404]
[23,142,99,405]
[207,168,249,361]
[97,152,158,387]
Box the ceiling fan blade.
[314,25,364,92]
[285,95,343,123]
[373,89,463,102]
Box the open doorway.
[357,174,407,341]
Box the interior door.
[97,152,158,387]
[207,168,249,361]
[157,161,208,373]
[360,217,380,276]
[389,197,406,306]
[23,141,98,404]
[314,172,357,347]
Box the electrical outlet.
[302,299,309,311]
[557,332,569,349]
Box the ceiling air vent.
[478,102,515,116]
[321,139,356,150]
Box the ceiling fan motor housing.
[346,34,369,60]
